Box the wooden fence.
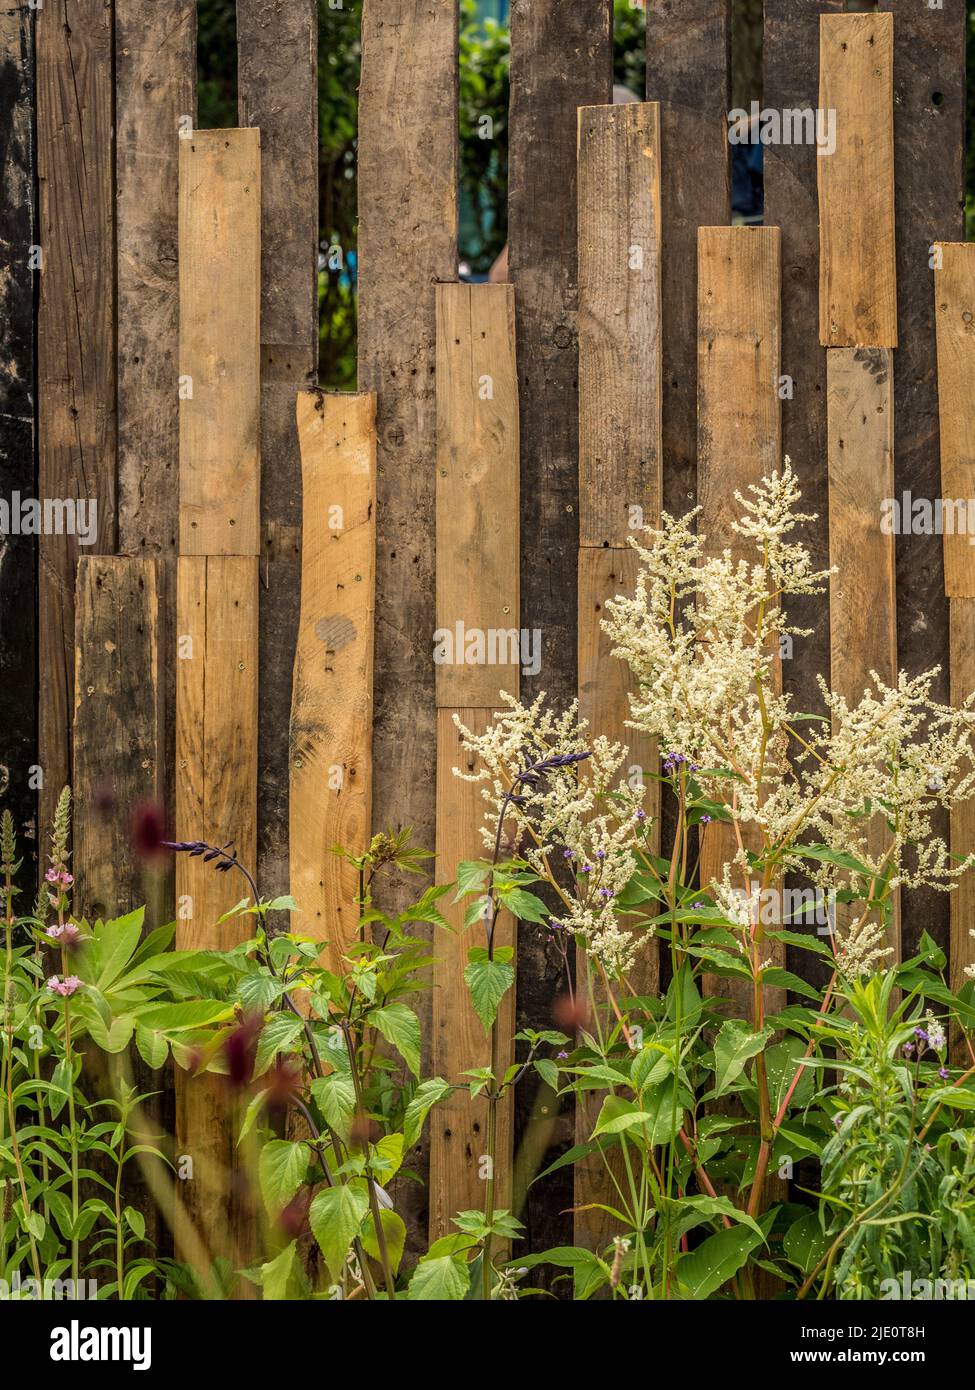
[0,0,970,1268]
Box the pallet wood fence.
[2,0,970,1274]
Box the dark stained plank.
[888,0,965,961]
[237,0,319,899]
[645,0,730,521]
[357,0,458,1254]
[36,0,116,847]
[763,0,842,993]
[73,558,162,920]
[508,0,612,1268]
[0,3,37,854]
[115,0,196,906]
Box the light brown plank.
[827,347,899,959]
[697,226,783,1012]
[575,547,660,1254]
[178,130,261,556]
[73,557,162,920]
[237,0,319,903]
[435,284,520,708]
[429,709,515,1238]
[935,243,975,598]
[290,391,376,968]
[818,13,897,348]
[950,599,975,1058]
[174,554,259,1279]
[37,0,116,843]
[577,102,662,548]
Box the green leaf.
[676,1225,764,1298]
[534,1058,559,1091]
[453,860,491,900]
[404,1078,453,1147]
[134,1026,168,1071]
[310,1183,370,1282]
[260,1241,302,1300]
[713,1020,772,1098]
[408,1253,471,1301]
[591,1094,655,1138]
[783,1211,829,1275]
[254,1014,304,1077]
[499,887,548,923]
[368,1003,421,1077]
[463,949,515,1032]
[137,999,235,1032]
[361,1209,406,1275]
[258,1140,308,1216]
[310,1072,357,1141]
[512,1246,610,1300]
[123,1206,146,1241]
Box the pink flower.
[45,867,59,884]
[46,975,82,998]
[46,923,81,943]
[44,868,73,889]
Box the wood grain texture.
[827,348,899,959]
[508,0,613,1267]
[290,392,376,968]
[429,709,515,1238]
[508,0,612,712]
[889,0,964,964]
[697,226,784,1013]
[575,547,660,1254]
[577,102,662,548]
[818,13,897,348]
[116,0,196,563]
[36,0,116,845]
[934,244,975,599]
[174,554,259,1275]
[178,129,261,556]
[73,558,162,919]
[357,0,457,867]
[237,0,319,901]
[435,284,520,708]
[950,598,975,1059]
[357,0,458,1253]
[764,0,843,998]
[0,2,37,853]
[645,0,730,521]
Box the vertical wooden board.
[577,102,662,548]
[575,547,660,1254]
[697,226,783,1010]
[436,284,520,708]
[508,0,612,712]
[818,13,897,348]
[827,350,896,699]
[508,0,612,1264]
[935,245,975,599]
[646,0,730,521]
[430,710,515,1239]
[0,2,37,852]
[290,392,376,967]
[237,0,319,900]
[950,599,975,1057]
[36,0,116,844]
[174,554,258,1274]
[116,0,196,562]
[764,0,843,997]
[358,0,457,875]
[175,556,259,942]
[357,0,458,1250]
[827,348,899,959]
[698,227,782,543]
[888,0,964,965]
[73,558,162,920]
[178,130,261,556]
